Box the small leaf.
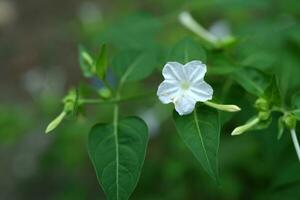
[88,117,149,200]
[291,91,300,121]
[292,91,300,110]
[233,67,270,96]
[173,105,220,182]
[79,45,95,77]
[45,112,66,133]
[263,76,281,107]
[96,44,108,80]
[112,50,157,83]
[277,117,285,140]
[169,37,206,63]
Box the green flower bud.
[98,87,112,99]
[258,111,270,121]
[283,113,297,129]
[255,98,269,111]
[45,111,66,134]
[204,101,241,112]
[62,88,78,114]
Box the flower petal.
[174,95,196,115]
[184,60,207,83]
[157,80,181,104]
[162,62,185,81]
[188,81,213,102]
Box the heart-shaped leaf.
[173,105,220,183]
[88,117,149,200]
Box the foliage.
[17,0,300,199]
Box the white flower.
[157,60,213,115]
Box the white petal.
[174,95,196,115]
[162,62,185,81]
[184,60,207,83]
[188,81,213,102]
[157,80,180,104]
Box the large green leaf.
[112,50,157,83]
[233,67,270,97]
[173,105,220,182]
[291,91,300,120]
[88,117,149,200]
[169,37,206,63]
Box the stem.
[290,129,300,162]
[111,80,124,199]
[78,92,155,105]
[112,90,120,200]
[79,99,105,104]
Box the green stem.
[78,92,155,105]
[291,129,300,162]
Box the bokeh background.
[1,0,300,199]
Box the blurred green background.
[1,0,300,199]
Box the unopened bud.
[255,98,269,111]
[98,87,112,99]
[283,113,297,129]
[231,117,260,136]
[204,101,241,112]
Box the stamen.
[181,81,190,90]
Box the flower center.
[181,81,190,90]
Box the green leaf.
[292,91,300,110]
[45,112,66,133]
[233,67,270,96]
[88,117,149,200]
[169,37,206,63]
[291,91,300,121]
[96,44,108,80]
[173,105,220,182]
[79,45,95,77]
[112,50,157,83]
[263,76,281,107]
[277,117,285,140]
